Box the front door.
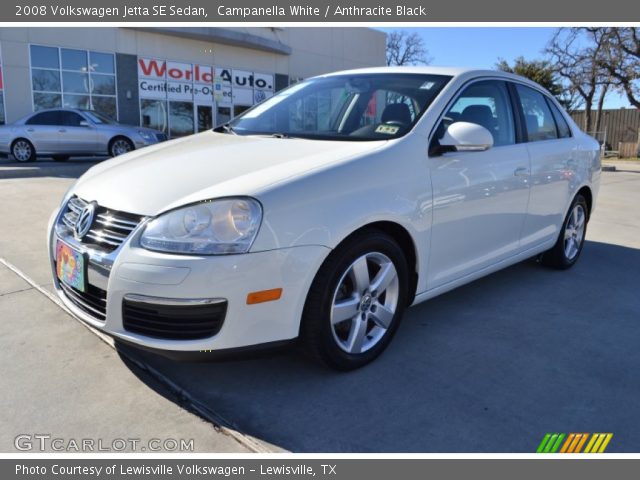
[428,79,531,288]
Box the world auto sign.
[138,58,215,103]
[138,58,274,105]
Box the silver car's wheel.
[563,204,586,260]
[541,193,589,269]
[12,139,35,162]
[330,252,400,354]
[109,137,134,157]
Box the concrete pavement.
[1,158,639,452]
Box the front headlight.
[138,130,154,141]
[140,198,262,255]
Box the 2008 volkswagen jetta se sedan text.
[48,67,600,370]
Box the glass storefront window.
[217,107,231,126]
[141,99,168,133]
[0,95,5,125]
[92,96,117,119]
[32,69,61,92]
[169,101,194,137]
[61,49,88,72]
[63,94,90,109]
[90,74,116,95]
[62,72,89,93]
[89,52,115,74]
[30,45,117,119]
[30,45,59,69]
[197,105,213,132]
[33,92,62,110]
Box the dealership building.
[0,27,385,137]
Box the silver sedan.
[0,108,166,162]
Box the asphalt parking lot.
[1,157,639,453]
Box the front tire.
[541,194,588,269]
[301,230,409,370]
[109,137,134,157]
[11,139,36,163]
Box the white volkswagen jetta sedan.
[48,67,600,370]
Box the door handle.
[26,128,34,132]
[58,128,67,133]
[514,167,529,177]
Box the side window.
[25,111,61,125]
[515,85,558,142]
[444,80,515,146]
[546,98,572,138]
[61,111,85,127]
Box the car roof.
[29,108,86,114]
[317,65,544,90]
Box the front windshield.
[222,73,451,141]
[83,110,117,125]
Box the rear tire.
[301,229,409,370]
[541,194,588,269]
[11,139,36,163]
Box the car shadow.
[116,240,640,452]
[0,157,104,179]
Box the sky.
[375,27,630,109]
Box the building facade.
[0,27,386,137]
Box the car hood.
[73,131,387,216]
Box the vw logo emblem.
[74,202,96,240]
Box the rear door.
[428,79,531,287]
[24,111,61,152]
[512,84,577,250]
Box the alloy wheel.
[13,141,32,162]
[564,204,586,260]
[330,252,399,354]
[111,139,132,156]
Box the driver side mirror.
[79,120,91,127]
[438,121,493,153]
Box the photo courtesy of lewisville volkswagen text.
[0,0,639,476]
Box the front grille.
[155,133,167,142]
[60,196,144,253]
[59,281,107,321]
[122,298,227,340]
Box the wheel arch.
[108,135,134,152]
[576,185,593,221]
[332,221,419,306]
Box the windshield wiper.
[213,123,236,135]
[269,133,295,139]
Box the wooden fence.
[570,108,640,151]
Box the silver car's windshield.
[219,73,451,141]
[83,110,117,125]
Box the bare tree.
[386,31,431,66]
[598,28,640,108]
[546,28,611,132]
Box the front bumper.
[48,205,330,353]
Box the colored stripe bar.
[574,433,589,453]
[544,434,560,453]
[549,433,566,453]
[537,434,552,453]
[584,433,599,453]
[598,434,613,453]
[560,433,576,453]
